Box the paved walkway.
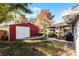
[48,38,74,43]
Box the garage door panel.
[16,26,30,39]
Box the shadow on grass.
[0,40,66,56]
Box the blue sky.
[26,3,75,23]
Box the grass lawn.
[0,39,68,56]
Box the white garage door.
[16,26,30,39]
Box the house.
[0,23,39,41]
[61,4,79,56]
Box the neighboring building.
[0,23,39,41]
[61,4,79,56]
[0,21,16,31]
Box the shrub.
[0,30,8,41]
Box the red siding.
[9,25,16,41]
[25,23,39,36]
[9,23,39,41]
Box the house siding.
[74,18,79,55]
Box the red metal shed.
[8,23,39,41]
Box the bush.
[0,30,8,41]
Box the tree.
[35,9,54,30]
[16,14,27,23]
[35,9,54,36]
[0,4,13,23]
[28,18,36,24]
[0,3,32,23]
